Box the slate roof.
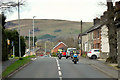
[78,23,104,37]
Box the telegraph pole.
[81,20,83,56]
[45,42,46,55]
[29,29,30,55]
[18,0,21,58]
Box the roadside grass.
[2,55,36,78]
[81,53,87,58]
[52,52,57,57]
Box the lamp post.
[33,16,36,55]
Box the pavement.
[79,57,118,78]
[2,58,18,72]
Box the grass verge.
[2,55,36,78]
[81,53,87,58]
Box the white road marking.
[58,66,61,70]
[57,64,60,67]
[58,71,62,76]
[59,77,62,80]
[31,58,37,60]
[56,58,62,80]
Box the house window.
[97,30,100,38]
[96,43,100,49]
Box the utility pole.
[81,20,83,56]
[74,37,75,47]
[18,0,21,58]
[45,42,46,55]
[33,16,36,55]
[12,41,15,58]
[29,29,30,55]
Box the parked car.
[66,48,77,59]
[87,49,100,59]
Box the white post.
[13,46,15,58]
[33,16,36,55]
[29,29,30,55]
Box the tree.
[20,36,26,57]
[1,14,8,61]
[0,0,25,14]
[106,0,117,63]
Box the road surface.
[10,57,117,79]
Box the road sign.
[7,39,10,45]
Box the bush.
[52,52,57,57]
[82,53,87,58]
[10,55,15,58]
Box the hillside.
[5,19,93,41]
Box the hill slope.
[5,19,93,41]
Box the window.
[96,43,100,49]
[94,50,100,52]
[97,30,100,38]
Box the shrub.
[82,53,87,58]
[52,52,57,57]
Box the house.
[78,16,110,59]
[52,42,68,53]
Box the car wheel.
[92,55,97,59]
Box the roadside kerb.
[91,64,117,78]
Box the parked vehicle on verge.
[87,49,100,59]
[66,48,77,59]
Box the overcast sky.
[5,0,119,22]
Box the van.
[66,48,77,59]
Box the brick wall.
[93,29,101,49]
[53,43,66,52]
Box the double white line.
[56,58,62,80]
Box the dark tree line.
[1,14,26,61]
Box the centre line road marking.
[59,77,62,80]
[56,59,60,67]
[58,71,62,76]
[56,58,63,80]
[58,66,61,70]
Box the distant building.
[52,42,68,53]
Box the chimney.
[115,1,120,10]
[100,16,104,23]
[93,17,100,26]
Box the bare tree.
[0,0,25,14]
[98,0,117,63]
[106,0,117,63]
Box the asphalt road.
[11,57,111,79]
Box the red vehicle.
[62,50,66,57]
[40,54,43,56]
